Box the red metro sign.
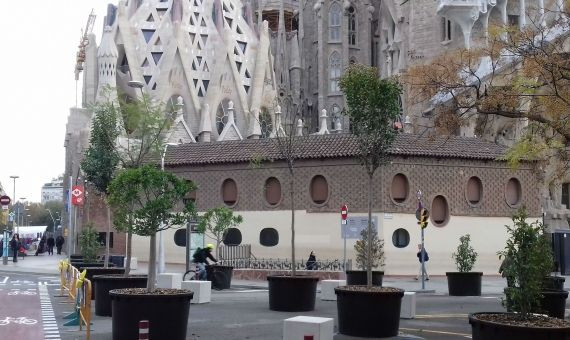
[71,186,84,206]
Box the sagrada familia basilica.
[63,0,570,274]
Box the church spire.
[96,26,118,101]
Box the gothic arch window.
[216,98,234,134]
[348,6,357,45]
[329,3,341,42]
[329,52,341,93]
[330,105,341,129]
[259,107,273,138]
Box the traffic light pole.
[421,227,425,290]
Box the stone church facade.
[62,0,569,273]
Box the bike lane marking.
[39,284,61,340]
[0,281,44,338]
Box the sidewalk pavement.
[3,255,570,295]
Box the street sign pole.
[341,205,348,272]
[421,226,425,290]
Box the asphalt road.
[0,271,519,340]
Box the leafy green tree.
[79,224,102,263]
[197,207,243,259]
[354,229,385,270]
[81,100,120,267]
[498,208,553,317]
[108,165,196,291]
[452,234,478,272]
[83,89,175,274]
[340,64,401,289]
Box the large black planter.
[82,267,125,300]
[335,286,404,338]
[345,270,384,286]
[93,275,148,317]
[71,262,108,269]
[541,290,569,319]
[543,276,566,291]
[70,254,83,261]
[446,272,483,296]
[110,288,193,340]
[206,265,233,290]
[267,275,319,311]
[469,312,570,340]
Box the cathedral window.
[348,6,356,45]
[441,17,452,42]
[562,183,570,209]
[259,108,273,138]
[330,105,341,130]
[329,3,341,42]
[216,98,234,134]
[329,52,342,93]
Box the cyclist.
[193,244,218,280]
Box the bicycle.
[183,263,200,281]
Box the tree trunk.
[367,173,373,289]
[216,236,221,260]
[148,233,157,292]
[290,170,296,276]
[105,203,111,268]
[124,231,132,276]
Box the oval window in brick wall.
[506,178,522,206]
[431,195,449,227]
[466,176,483,205]
[221,178,238,206]
[264,177,282,206]
[390,173,409,203]
[310,175,329,205]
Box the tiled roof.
[164,133,509,166]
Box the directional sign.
[71,186,84,206]
[341,216,378,239]
[0,196,11,206]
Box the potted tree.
[335,64,404,338]
[83,91,176,316]
[446,234,482,296]
[197,206,243,290]
[262,97,319,312]
[107,165,196,340]
[77,224,124,300]
[346,229,385,286]
[469,208,570,339]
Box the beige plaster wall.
[132,210,537,275]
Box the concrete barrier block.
[400,292,416,319]
[181,280,211,304]
[124,257,138,270]
[321,280,346,301]
[156,273,182,289]
[283,316,334,340]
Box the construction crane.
[74,10,96,81]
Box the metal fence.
[219,258,351,271]
[219,245,252,261]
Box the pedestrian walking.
[35,236,46,256]
[55,235,65,255]
[10,234,20,263]
[415,244,430,280]
[47,235,55,255]
[305,251,317,270]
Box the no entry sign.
[0,196,11,206]
[341,204,348,221]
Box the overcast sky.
[0,1,109,202]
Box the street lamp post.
[19,198,27,232]
[9,176,18,233]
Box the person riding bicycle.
[193,244,218,280]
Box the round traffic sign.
[341,204,348,220]
[0,195,11,206]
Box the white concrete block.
[400,292,416,319]
[156,273,182,289]
[321,280,346,301]
[283,316,334,340]
[181,280,211,304]
[124,257,138,270]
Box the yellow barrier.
[57,261,91,340]
[79,278,92,340]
